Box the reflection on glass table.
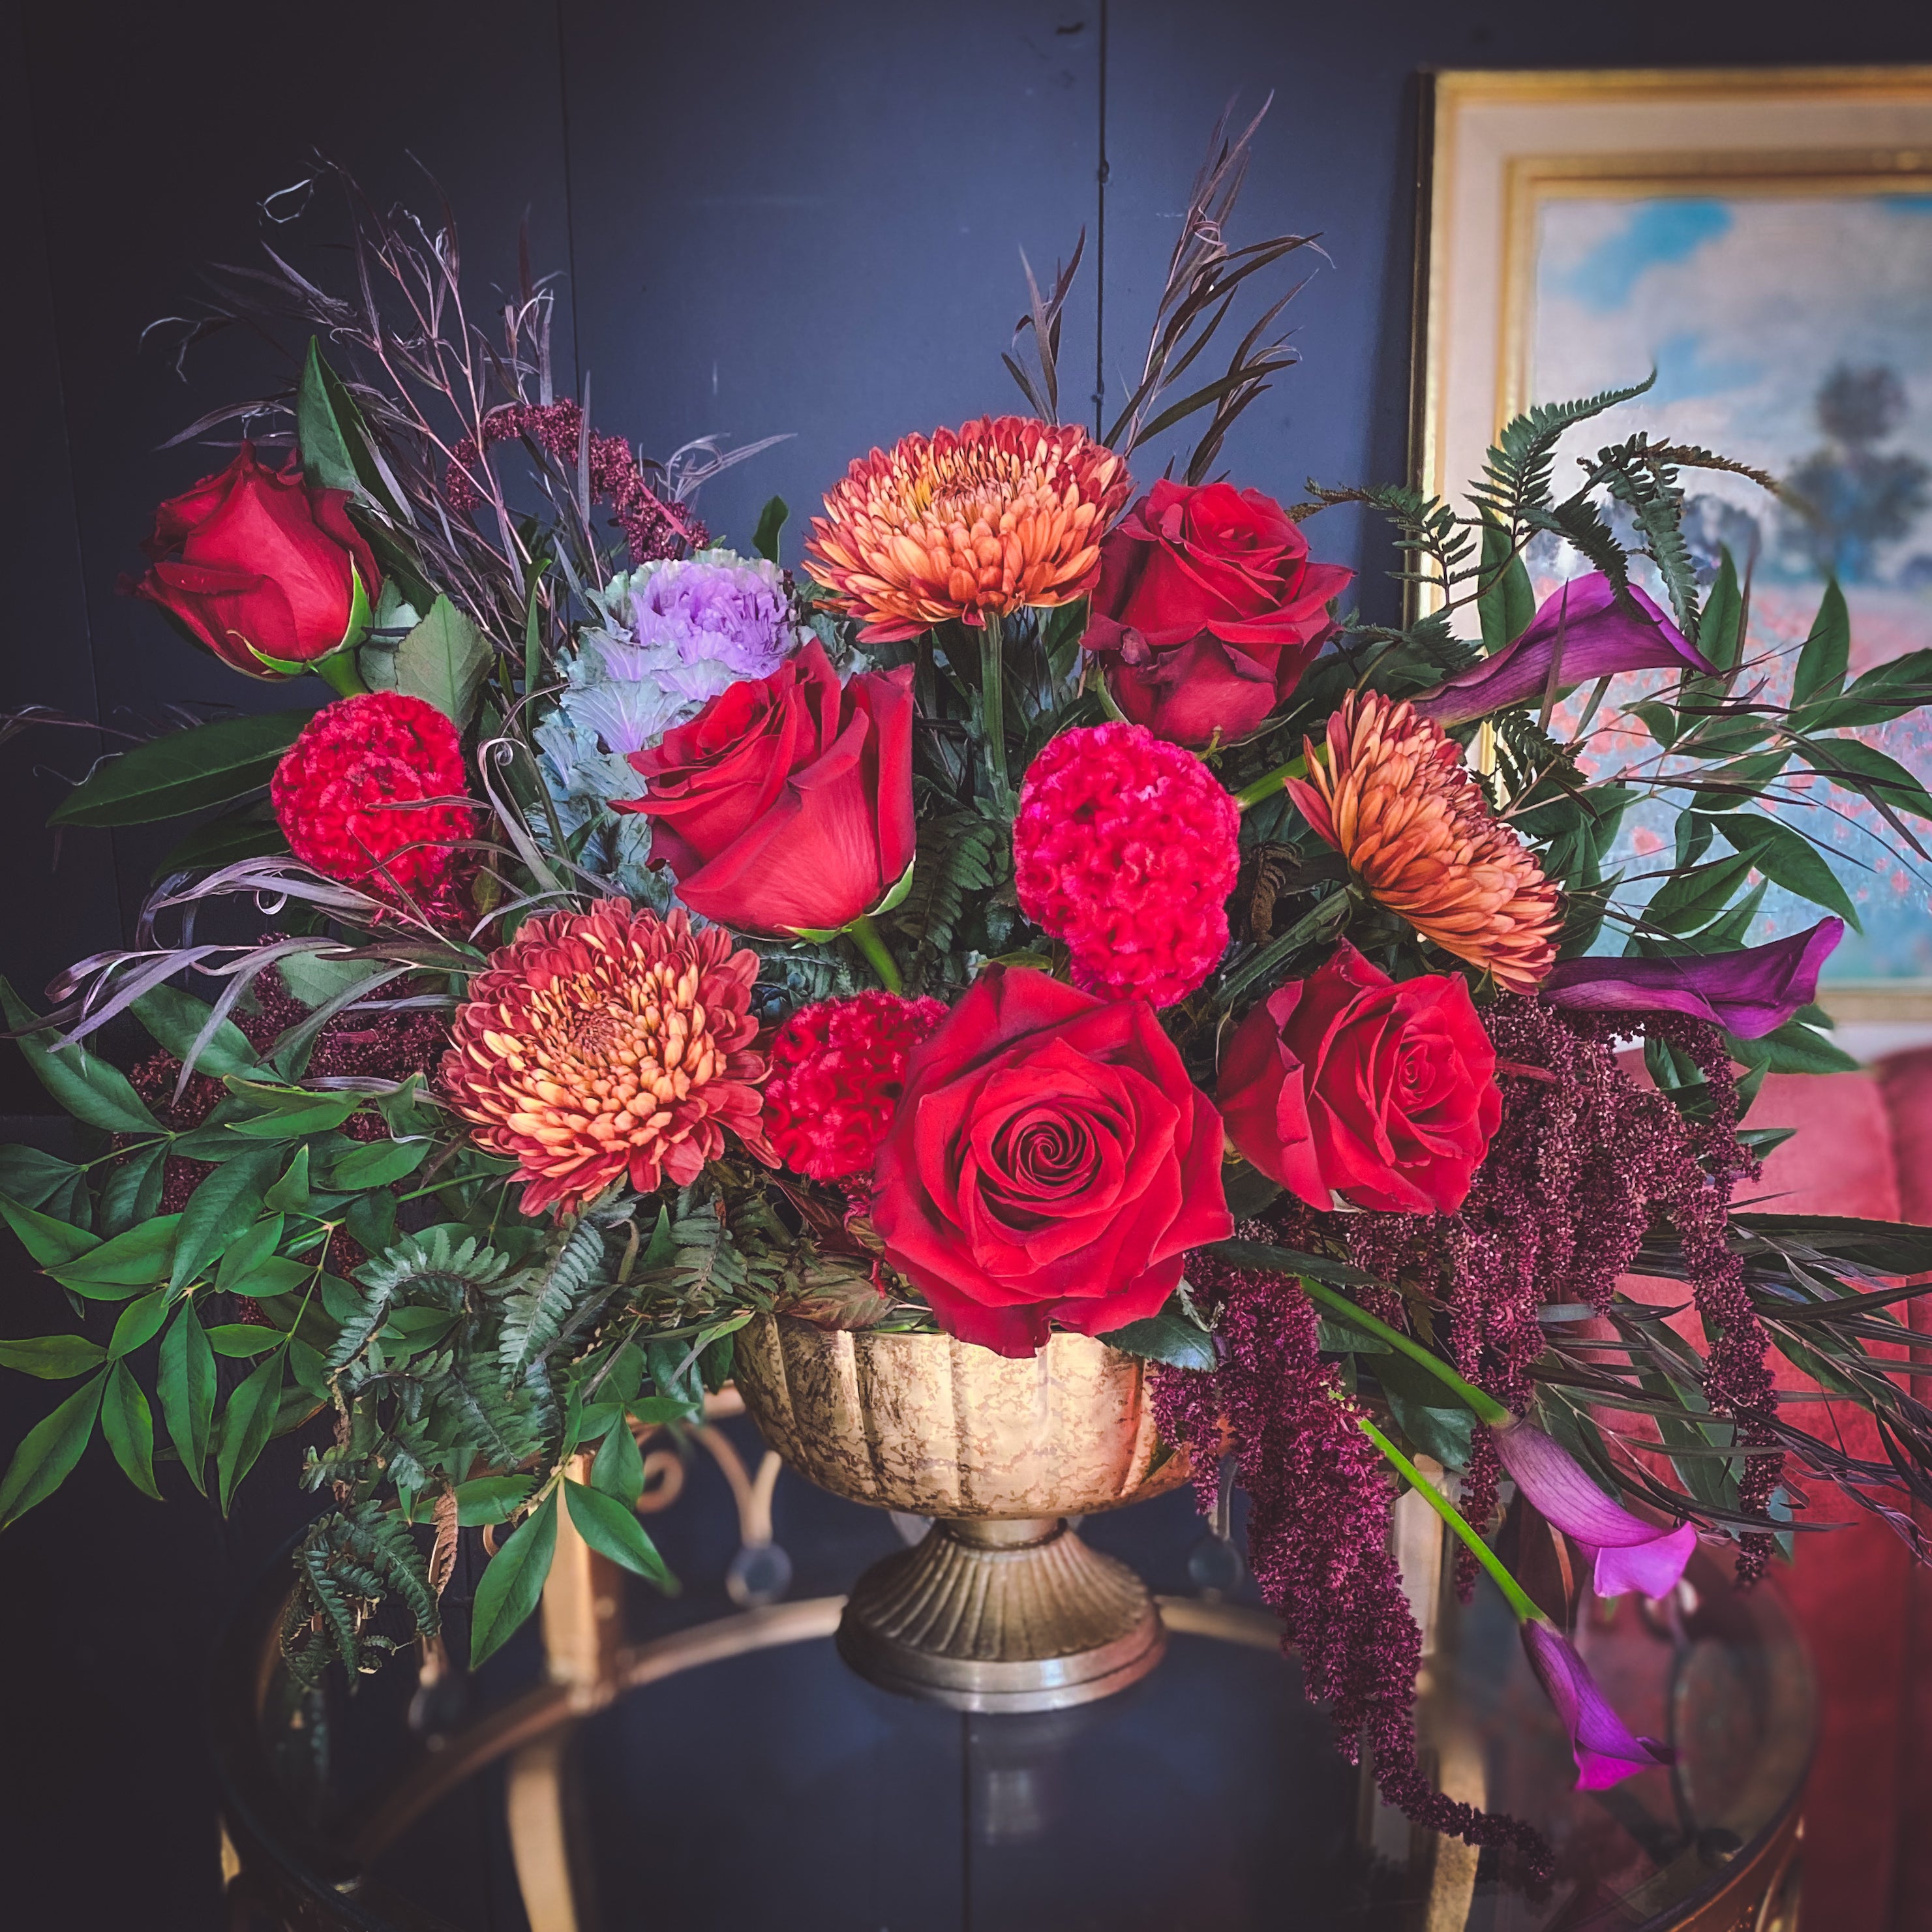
[215,1410,1809,1932]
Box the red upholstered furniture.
[1738,1054,1932,1930]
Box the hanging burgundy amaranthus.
[1332,998,1777,1586]
[1155,1256,1554,1877]
[444,399,707,562]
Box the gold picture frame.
[1413,67,1932,1034]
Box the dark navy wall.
[6,4,1932,1927]
[9,0,1932,1108]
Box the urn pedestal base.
[836,1515,1166,1713]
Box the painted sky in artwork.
[1531,192,1932,979]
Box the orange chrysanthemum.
[804,414,1132,642]
[1284,691,1562,993]
[441,901,774,1215]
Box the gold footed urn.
[732,1311,1190,1713]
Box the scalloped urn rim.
[731,1311,1189,1520]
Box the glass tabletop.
[215,1416,1812,1932]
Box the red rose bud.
[1083,479,1353,746]
[131,444,380,678]
[869,965,1233,1358]
[1218,945,1501,1215]
[614,638,916,936]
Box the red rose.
[1083,479,1353,746]
[1218,945,1500,1215]
[869,965,1231,1357]
[131,444,380,678]
[614,638,916,935]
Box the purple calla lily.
[1522,1621,1676,1791]
[1541,918,1844,1040]
[1411,574,1716,731]
[1496,1423,1698,1600]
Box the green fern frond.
[1470,376,1655,535]
[281,1500,438,1688]
[498,1216,614,1383]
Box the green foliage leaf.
[1642,851,1756,937]
[158,1303,215,1493]
[48,712,313,828]
[1706,812,1860,930]
[1476,519,1536,653]
[590,1414,646,1503]
[751,495,788,564]
[1697,549,1742,672]
[50,1215,181,1296]
[151,798,287,881]
[0,1334,107,1379]
[0,1145,89,1219]
[97,1142,167,1237]
[393,595,492,728]
[225,1088,365,1139]
[276,951,384,1010]
[564,1479,671,1586]
[172,1144,283,1290]
[216,1215,286,1292]
[1729,1018,1861,1076]
[217,1351,286,1513]
[1372,1349,1475,1471]
[108,1289,172,1359]
[102,1361,161,1499]
[468,1490,559,1667]
[453,1475,536,1526]
[0,980,164,1134]
[325,1136,430,1189]
[1792,579,1850,708]
[296,338,369,498]
[205,1324,282,1357]
[1807,647,1932,732]
[0,1190,98,1267]
[131,986,265,1080]
[0,1371,105,1526]
[1098,1306,1216,1372]
[265,1147,312,1214]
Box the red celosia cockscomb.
[1014,721,1241,1007]
[1285,690,1562,993]
[763,990,948,1182]
[441,901,774,1215]
[271,692,474,902]
[804,415,1132,642]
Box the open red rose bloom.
[868,966,1232,1356]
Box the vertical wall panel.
[558,0,1102,564]
[22,0,579,942]
[0,0,119,1106]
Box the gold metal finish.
[732,1313,1185,1709]
[836,1515,1166,1712]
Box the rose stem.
[1231,753,1307,811]
[847,914,904,995]
[317,650,370,698]
[1295,1274,1515,1429]
[1356,1411,1548,1627]
[980,611,1010,802]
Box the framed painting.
[1415,67,1932,1036]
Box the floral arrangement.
[7,124,1932,1875]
